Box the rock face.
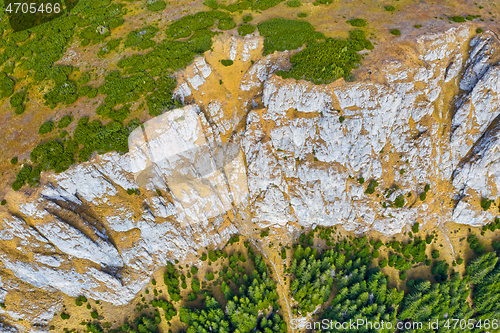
[1,26,500,327]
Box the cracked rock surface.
[1,26,500,328]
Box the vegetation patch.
[221,59,234,66]
[276,29,372,85]
[124,26,158,49]
[146,0,167,11]
[10,91,26,115]
[450,15,466,22]
[286,0,301,7]
[238,24,256,36]
[257,18,324,55]
[242,14,253,23]
[364,179,378,194]
[346,18,367,27]
[39,121,55,135]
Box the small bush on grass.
[287,0,301,7]
[347,18,367,27]
[365,179,378,194]
[39,121,55,134]
[58,116,72,128]
[238,24,256,36]
[450,16,466,23]
[147,0,167,11]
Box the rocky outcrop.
[2,26,500,328]
[244,25,500,234]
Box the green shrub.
[201,253,207,261]
[44,81,78,107]
[73,117,139,161]
[276,28,371,85]
[450,16,466,23]
[124,25,158,49]
[257,18,323,55]
[206,272,215,281]
[238,24,256,36]
[10,91,25,113]
[277,38,360,84]
[0,200,6,206]
[243,15,253,23]
[58,116,72,128]
[165,11,224,39]
[75,296,87,306]
[480,198,492,211]
[10,157,18,165]
[260,228,270,238]
[147,0,167,11]
[385,5,395,11]
[365,179,378,194]
[412,222,420,234]
[96,104,130,121]
[432,260,449,281]
[287,0,301,7]
[13,104,26,115]
[61,313,70,320]
[90,311,99,319]
[203,0,219,9]
[221,59,234,67]
[252,0,286,11]
[117,27,215,75]
[191,266,198,275]
[314,0,334,4]
[415,24,422,28]
[191,278,201,293]
[127,188,139,195]
[476,27,483,33]
[298,12,308,18]
[98,71,155,107]
[0,72,15,98]
[218,19,236,30]
[208,250,218,262]
[98,38,122,57]
[394,195,405,208]
[11,117,135,190]
[431,250,440,259]
[39,121,55,134]
[467,234,485,255]
[146,75,181,117]
[390,29,401,36]
[347,18,367,27]
[379,258,388,268]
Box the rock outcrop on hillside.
[1,26,500,328]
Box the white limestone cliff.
[1,26,500,328]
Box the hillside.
[1,0,500,332]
